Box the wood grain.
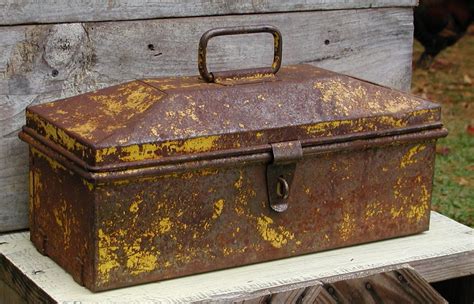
[0,254,55,303]
[0,8,414,232]
[321,267,446,303]
[0,0,417,25]
[0,212,471,303]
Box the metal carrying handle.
[198,25,283,82]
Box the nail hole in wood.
[324,39,330,45]
[148,44,155,51]
[51,69,59,77]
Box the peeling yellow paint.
[31,147,66,171]
[339,213,355,242]
[390,206,404,219]
[27,112,85,152]
[129,198,142,213]
[82,179,94,191]
[400,144,426,168]
[68,120,100,140]
[118,135,220,162]
[159,217,172,233]
[53,200,72,250]
[96,147,117,163]
[124,238,159,276]
[212,199,225,219]
[32,170,42,210]
[365,202,382,219]
[303,120,353,135]
[128,252,158,275]
[234,171,244,189]
[97,229,120,282]
[406,185,430,222]
[256,215,294,248]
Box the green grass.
[412,30,474,227]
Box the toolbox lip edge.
[20,124,447,183]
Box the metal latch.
[266,140,303,212]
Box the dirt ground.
[412,26,474,227]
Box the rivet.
[51,69,59,77]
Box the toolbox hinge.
[266,140,303,212]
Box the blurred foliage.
[412,28,474,227]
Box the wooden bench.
[1,212,473,303]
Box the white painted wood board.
[0,0,417,25]
[0,212,472,303]
[0,8,415,232]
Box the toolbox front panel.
[92,140,435,291]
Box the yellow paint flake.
[31,148,65,171]
[365,202,382,219]
[120,143,160,162]
[406,185,430,222]
[212,199,225,219]
[97,229,120,282]
[168,135,220,154]
[339,213,355,242]
[159,217,172,233]
[127,251,158,275]
[119,135,221,162]
[377,116,406,128]
[27,112,85,152]
[400,144,426,168]
[390,206,404,219]
[129,198,142,213]
[256,215,294,248]
[96,147,117,163]
[215,72,274,85]
[303,120,353,135]
[53,200,72,250]
[234,171,244,189]
[82,179,94,191]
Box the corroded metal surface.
[20,27,447,291]
[24,64,441,169]
[26,137,442,291]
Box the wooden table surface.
[1,211,473,303]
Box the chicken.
[414,0,474,68]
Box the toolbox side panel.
[92,140,436,291]
[29,148,95,288]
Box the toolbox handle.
[198,25,282,83]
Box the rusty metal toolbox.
[19,25,447,291]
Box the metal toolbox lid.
[22,64,441,170]
[21,26,442,173]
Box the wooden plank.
[320,267,447,303]
[0,0,417,26]
[0,212,472,303]
[0,138,29,232]
[0,254,55,303]
[0,8,414,231]
[0,280,25,304]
